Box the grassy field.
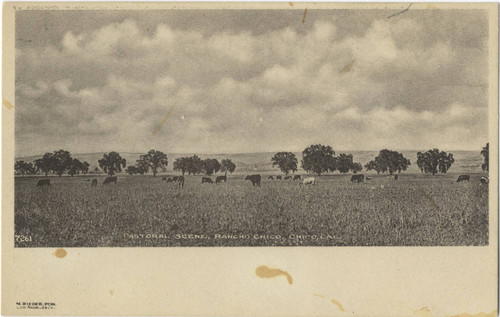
[14,172,488,247]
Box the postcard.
[3,2,498,316]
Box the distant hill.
[16,150,485,175]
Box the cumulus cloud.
[15,10,489,157]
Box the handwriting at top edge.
[302,8,308,23]
[387,3,412,19]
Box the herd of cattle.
[34,173,489,188]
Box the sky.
[15,9,490,157]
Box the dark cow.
[166,178,173,183]
[103,176,117,185]
[91,179,98,187]
[350,174,364,183]
[245,174,261,186]
[162,177,167,181]
[293,175,301,181]
[480,176,489,185]
[457,175,470,182]
[172,176,179,182]
[276,176,282,180]
[268,176,274,180]
[394,175,399,180]
[177,176,185,188]
[366,177,372,181]
[215,176,227,184]
[284,176,292,180]
[202,177,213,184]
[36,179,51,187]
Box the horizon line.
[15,148,483,159]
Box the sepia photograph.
[3,3,498,317]
[13,5,492,248]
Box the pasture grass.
[14,173,488,247]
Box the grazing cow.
[215,176,226,184]
[103,176,117,185]
[202,177,213,184]
[284,176,292,180]
[268,176,274,180]
[293,175,301,181]
[177,176,185,188]
[394,175,399,180]
[351,174,364,183]
[166,178,173,183]
[366,177,372,181]
[162,177,167,181]
[36,179,51,187]
[276,176,282,180]
[457,175,470,182]
[300,177,316,186]
[91,179,98,187]
[480,176,489,185]
[172,176,179,182]
[245,174,261,186]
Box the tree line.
[271,147,363,175]
[15,149,237,177]
[15,150,90,177]
[125,152,236,177]
[270,143,489,176]
[171,156,236,177]
[14,143,489,177]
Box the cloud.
[15,11,489,157]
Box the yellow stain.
[410,306,431,317]
[331,298,345,312]
[54,248,67,258]
[255,265,293,285]
[340,60,355,73]
[312,294,325,298]
[3,99,14,109]
[417,187,442,212]
[152,104,177,136]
